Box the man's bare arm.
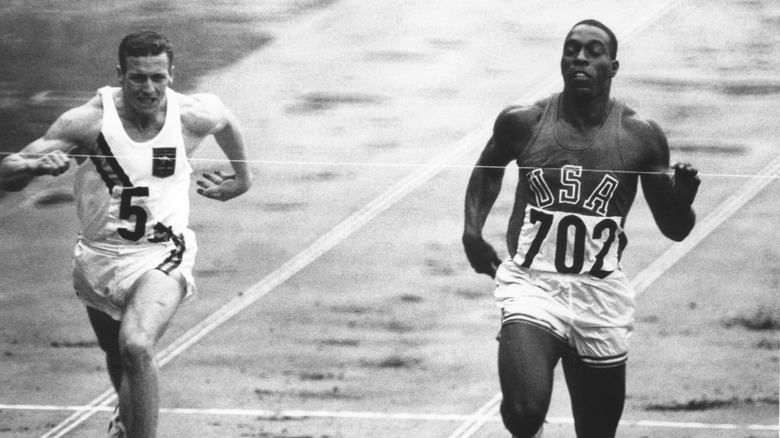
[462,104,543,277]
[463,137,511,277]
[462,106,531,277]
[183,93,251,201]
[0,100,99,192]
[640,120,699,241]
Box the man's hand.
[671,162,700,206]
[462,234,502,278]
[196,170,249,201]
[30,150,72,177]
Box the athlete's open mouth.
[570,70,593,87]
[570,70,591,80]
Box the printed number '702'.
[519,208,618,279]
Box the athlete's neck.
[559,88,612,130]
[117,99,167,137]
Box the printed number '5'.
[520,208,617,279]
[118,187,149,241]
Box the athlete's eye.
[587,42,607,57]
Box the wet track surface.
[0,1,778,437]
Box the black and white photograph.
[0,1,777,437]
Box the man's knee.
[118,330,156,373]
[501,399,545,438]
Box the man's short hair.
[118,31,173,73]
[569,19,618,59]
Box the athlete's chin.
[131,101,161,115]
[566,86,599,99]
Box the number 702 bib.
[514,205,625,279]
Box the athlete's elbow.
[659,214,696,242]
[663,228,690,242]
[237,173,252,193]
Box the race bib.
[513,205,624,278]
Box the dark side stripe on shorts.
[577,352,628,368]
[156,231,186,274]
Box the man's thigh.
[562,356,625,438]
[498,322,565,410]
[120,269,187,344]
[74,233,197,321]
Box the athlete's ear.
[169,65,175,85]
[116,65,124,83]
[610,60,620,78]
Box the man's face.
[560,25,618,97]
[118,53,173,117]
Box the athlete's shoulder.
[49,92,103,144]
[68,91,103,122]
[178,91,224,109]
[177,91,230,136]
[493,96,549,144]
[618,101,658,138]
[617,101,669,169]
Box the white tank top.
[74,86,192,244]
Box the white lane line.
[621,419,777,431]
[445,393,504,438]
[7,404,778,431]
[38,390,115,438]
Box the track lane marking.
[6,404,778,431]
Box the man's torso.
[74,86,192,245]
[505,94,652,278]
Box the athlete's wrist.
[462,231,485,244]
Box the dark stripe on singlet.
[90,133,134,193]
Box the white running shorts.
[495,259,636,367]
[72,228,197,320]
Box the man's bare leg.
[86,307,123,392]
[118,269,186,438]
[498,323,563,438]
[562,355,625,438]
